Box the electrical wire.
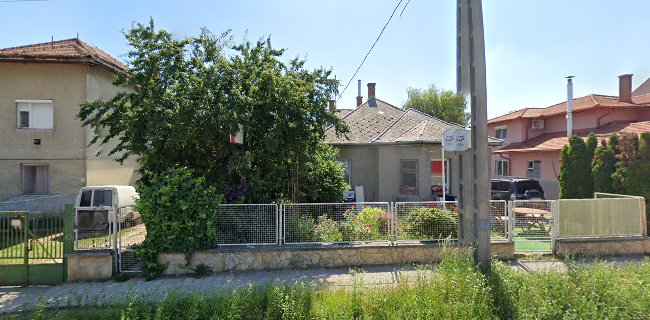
[336,0,406,102]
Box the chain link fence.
[509,200,555,251]
[394,201,459,242]
[283,202,392,244]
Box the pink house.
[488,74,650,180]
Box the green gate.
[0,205,73,286]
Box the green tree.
[403,84,469,125]
[78,19,349,203]
[592,138,617,193]
[559,135,592,199]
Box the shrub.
[338,212,372,241]
[285,214,316,243]
[559,135,593,199]
[402,207,458,240]
[592,138,617,193]
[356,207,391,239]
[313,215,343,242]
[136,167,224,279]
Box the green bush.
[136,167,224,279]
[313,215,343,242]
[402,207,458,240]
[285,214,316,243]
[559,135,593,199]
[356,207,391,239]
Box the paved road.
[1,255,647,314]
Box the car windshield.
[516,181,543,194]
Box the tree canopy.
[403,84,469,126]
[78,19,349,203]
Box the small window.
[526,160,541,179]
[495,127,507,140]
[92,190,113,207]
[495,160,509,176]
[22,165,48,194]
[79,190,92,207]
[16,100,53,129]
[400,159,418,195]
[338,160,351,185]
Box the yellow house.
[0,38,138,201]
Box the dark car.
[491,178,545,200]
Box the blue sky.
[1,0,649,118]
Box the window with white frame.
[495,126,507,140]
[526,160,541,179]
[22,164,49,194]
[16,100,54,129]
[400,159,418,195]
[495,160,509,176]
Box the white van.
[75,186,140,228]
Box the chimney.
[619,74,633,103]
[356,79,363,107]
[328,99,335,113]
[566,76,574,137]
[367,82,376,98]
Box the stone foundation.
[66,250,113,281]
[554,237,650,257]
[159,241,514,276]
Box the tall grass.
[6,254,650,320]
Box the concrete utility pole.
[456,0,491,271]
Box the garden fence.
[558,195,645,239]
[117,206,146,273]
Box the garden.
[6,250,650,319]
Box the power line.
[336,0,405,102]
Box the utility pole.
[456,0,491,271]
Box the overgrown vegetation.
[400,207,458,240]
[13,254,650,319]
[135,167,223,279]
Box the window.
[79,190,92,207]
[495,160,509,176]
[491,181,510,191]
[16,100,53,129]
[495,127,507,140]
[400,159,418,195]
[338,160,350,185]
[93,190,113,207]
[526,160,541,179]
[22,165,48,194]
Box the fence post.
[640,198,647,237]
[551,200,559,253]
[63,204,74,281]
[507,201,514,242]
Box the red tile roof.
[0,38,127,73]
[494,121,650,153]
[489,94,650,124]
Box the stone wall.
[159,241,514,276]
[554,237,650,257]
[66,251,113,281]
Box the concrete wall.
[66,251,113,282]
[554,237,650,257]
[84,66,139,186]
[0,63,137,200]
[0,63,87,200]
[159,241,515,275]
[338,145,379,202]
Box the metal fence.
[74,207,115,250]
[215,204,279,245]
[394,201,459,242]
[490,200,508,240]
[1,211,64,265]
[509,200,556,251]
[283,202,392,244]
[558,196,645,239]
[117,206,146,273]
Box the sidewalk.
[1,255,647,314]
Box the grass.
[5,249,650,320]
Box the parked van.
[75,186,139,229]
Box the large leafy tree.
[79,19,349,203]
[403,84,469,126]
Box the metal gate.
[0,208,72,285]
[509,200,557,252]
[117,206,146,272]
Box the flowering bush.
[313,215,343,242]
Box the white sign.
[442,128,470,152]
